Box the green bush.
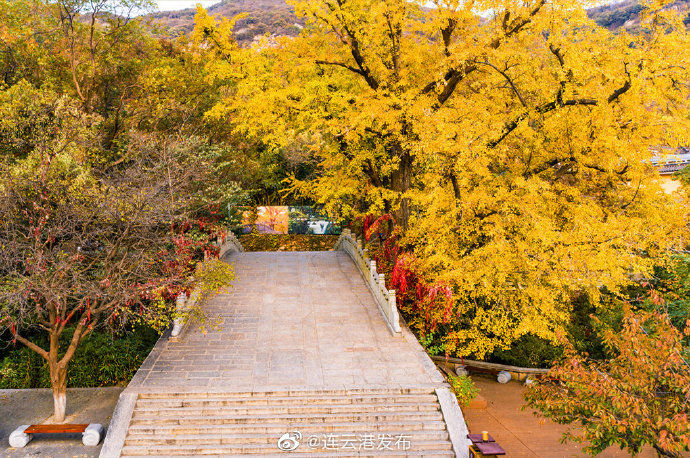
[486,333,563,368]
[0,326,159,388]
[448,374,478,406]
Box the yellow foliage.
[203,0,690,356]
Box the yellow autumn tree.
[206,0,690,357]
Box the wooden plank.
[431,355,551,375]
[468,433,495,443]
[475,441,507,455]
[25,424,88,434]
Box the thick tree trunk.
[49,363,68,423]
[391,150,413,230]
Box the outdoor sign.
[242,206,341,235]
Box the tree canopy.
[203,0,690,357]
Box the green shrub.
[419,331,444,356]
[448,374,478,406]
[486,333,563,368]
[0,326,159,388]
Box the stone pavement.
[127,251,443,392]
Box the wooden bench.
[25,424,89,434]
[9,423,104,447]
[468,433,506,457]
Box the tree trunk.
[391,150,413,230]
[653,443,680,458]
[49,362,68,423]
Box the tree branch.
[476,60,528,108]
[315,60,366,77]
[422,0,547,106]
[14,333,49,360]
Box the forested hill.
[150,0,690,44]
[149,0,303,43]
[587,0,690,31]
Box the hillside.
[150,0,303,43]
[149,0,690,43]
[587,0,690,31]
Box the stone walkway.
[127,251,442,393]
[101,251,469,456]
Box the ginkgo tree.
[204,0,690,357]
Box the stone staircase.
[119,388,456,456]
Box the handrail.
[171,229,244,338]
[335,229,401,334]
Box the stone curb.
[124,328,170,390]
[436,386,472,458]
[98,392,137,458]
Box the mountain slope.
[150,0,302,43]
[149,0,690,44]
[587,0,690,31]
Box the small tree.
[0,133,232,422]
[525,310,690,457]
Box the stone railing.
[217,229,245,257]
[335,229,401,334]
[171,229,244,339]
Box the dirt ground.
[462,376,657,458]
[0,387,123,458]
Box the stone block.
[497,370,512,384]
[8,425,32,448]
[82,423,104,446]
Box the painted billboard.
[242,206,341,235]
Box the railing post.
[388,289,400,333]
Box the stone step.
[120,441,453,456]
[135,393,439,408]
[131,402,440,417]
[124,430,450,446]
[137,387,434,399]
[130,411,444,425]
[127,419,449,436]
[121,451,455,458]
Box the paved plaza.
[127,251,443,392]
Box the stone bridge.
[100,250,470,457]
